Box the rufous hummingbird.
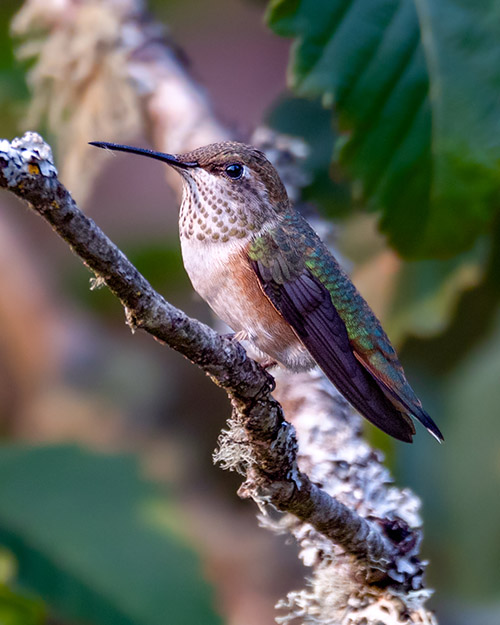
[90,140,443,443]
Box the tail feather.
[409,404,444,442]
[362,365,444,442]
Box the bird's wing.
[248,229,417,443]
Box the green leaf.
[0,445,221,625]
[267,0,500,258]
[0,585,46,625]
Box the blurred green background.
[0,1,499,624]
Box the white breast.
[177,168,256,332]
[180,235,249,334]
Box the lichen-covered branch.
[266,369,437,624]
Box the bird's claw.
[222,330,249,342]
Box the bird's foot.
[260,358,278,370]
[223,330,250,342]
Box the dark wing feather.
[251,259,416,443]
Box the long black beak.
[89,141,198,169]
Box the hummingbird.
[90,140,443,443]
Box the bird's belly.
[181,239,314,371]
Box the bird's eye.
[224,163,244,180]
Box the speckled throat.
[178,170,248,243]
[88,140,289,244]
[178,166,278,244]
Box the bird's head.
[90,140,289,238]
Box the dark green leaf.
[0,445,221,625]
[267,0,500,258]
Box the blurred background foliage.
[0,0,499,624]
